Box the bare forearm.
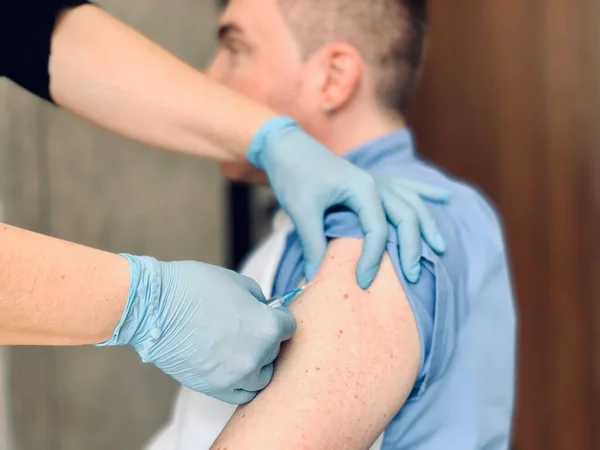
[0,224,129,345]
[49,5,275,161]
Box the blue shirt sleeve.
[273,207,457,400]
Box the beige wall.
[1,1,224,448]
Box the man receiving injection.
[150,0,516,448]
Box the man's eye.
[227,47,241,58]
[223,40,245,56]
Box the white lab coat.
[147,211,383,450]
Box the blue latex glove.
[247,116,450,287]
[98,254,296,404]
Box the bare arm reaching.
[49,4,274,162]
[48,5,449,285]
[211,238,421,449]
[0,223,129,345]
[0,222,298,403]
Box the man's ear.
[317,43,363,115]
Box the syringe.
[266,285,307,309]
[266,257,355,309]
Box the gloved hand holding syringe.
[266,285,308,309]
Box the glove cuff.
[96,254,162,348]
[247,115,299,169]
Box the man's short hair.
[218,0,428,114]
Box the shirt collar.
[342,128,416,168]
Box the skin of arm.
[0,224,129,345]
[211,238,421,449]
[49,5,275,162]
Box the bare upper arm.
[211,238,421,450]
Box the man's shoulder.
[327,159,507,258]
[391,159,502,225]
[432,177,506,254]
[399,162,509,292]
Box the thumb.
[272,306,297,341]
[237,274,267,303]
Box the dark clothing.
[0,0,91,102]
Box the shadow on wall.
[0,348,13,450]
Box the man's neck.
[319,109,406,157]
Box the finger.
[391,187,446,254]
[239,363,274,392]
[291,207,327,281]
[264,343,282,365]
[271,306,297,341]
[216,389,257,405]
[383,195,421,283]
[343,186,387,289]
[395,179,451,203]
[237,274,267,303]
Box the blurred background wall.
[406,0,600,449]
[0,0,598,449]
[0,1,225,449]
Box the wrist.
[246,115,299,169]
[96,254,162,349]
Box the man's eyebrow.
[217,23,244,40]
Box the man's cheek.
[228,72,272,104]
[265,76,305,118]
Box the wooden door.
[407,1,600,449]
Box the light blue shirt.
[272,130,517,449]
